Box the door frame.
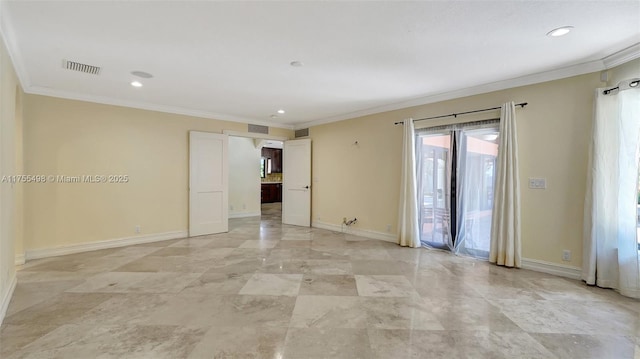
[223,130,291,216]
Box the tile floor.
[2,203,640,358]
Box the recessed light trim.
[546,26,574,37]
[277,109,285,114]
[290,61,303,67]
[131,71,153,79]
[270,114,278,119]
[130,81,143,88]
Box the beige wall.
[606,58,640,86]
[310,72,607,267]
[0,34,21,322]
[229,136,261,217]
[23,95,292,251]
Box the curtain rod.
[394,102,528,125]
[603,79,639,95]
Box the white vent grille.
[63,60,101,75]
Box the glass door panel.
[417,133,451,249]
[455,128,499,257]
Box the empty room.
[1,1,640,358]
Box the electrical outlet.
[230,205,234,210]
[343,217,347,224]
[562,250,571,261]
[135,225,141,234]
[386,224,392,232]
[242,203,246,210]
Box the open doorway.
[260,140,284,220]
[224,131,287,223]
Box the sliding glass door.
[416,122,499,258]
[416,132,452,249]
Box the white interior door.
[282,139,311,226]
[189,131,228,236]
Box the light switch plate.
[528,178,547,189]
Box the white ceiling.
[1,1,638,129]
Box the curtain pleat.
[489,102,521,268]
[398,119,421,248]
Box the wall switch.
[528,178,547,189]
[562,250,571,261]
[135,225,141,234]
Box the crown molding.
[293,59,606,130]
[602,43,640,69]
[25,86,294,130]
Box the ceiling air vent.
[63,60,101,75]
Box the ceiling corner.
[0,3,31,91]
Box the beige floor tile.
[187,326,287,358]
[430,297,522,332]
[299,274,358,296]
[355,275,420,297]
[290,295,368,329]
[9,324,206,359]
[239,273,303,296]
[531,333,636,359]
[367,329,459,358]
[361,296,445,330]
[143,293,296,327]
[283,328,373,359]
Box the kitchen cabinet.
[261,147,282,173]
[261,183,282,203]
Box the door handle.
[304,185,309,189]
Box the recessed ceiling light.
[130,81,143,87]
[277,109,285,114]
[131,71,153,79]
[546,26,574,37]
[290,61,303,67]
[270,114,278,119]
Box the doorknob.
[304,185,309,189]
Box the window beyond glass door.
[417,133,451,249]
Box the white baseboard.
[521,258,581,280]
[229,211,261,219]
[24,230,189,261]
[312,221,397,243]
[0,274,17,325]
[15,253,25,266]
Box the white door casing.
[189,131,229,236]
[282,138,311,227]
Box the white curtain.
[489,102,521,267]
[583,80,640,298]
[398,118,421,248]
